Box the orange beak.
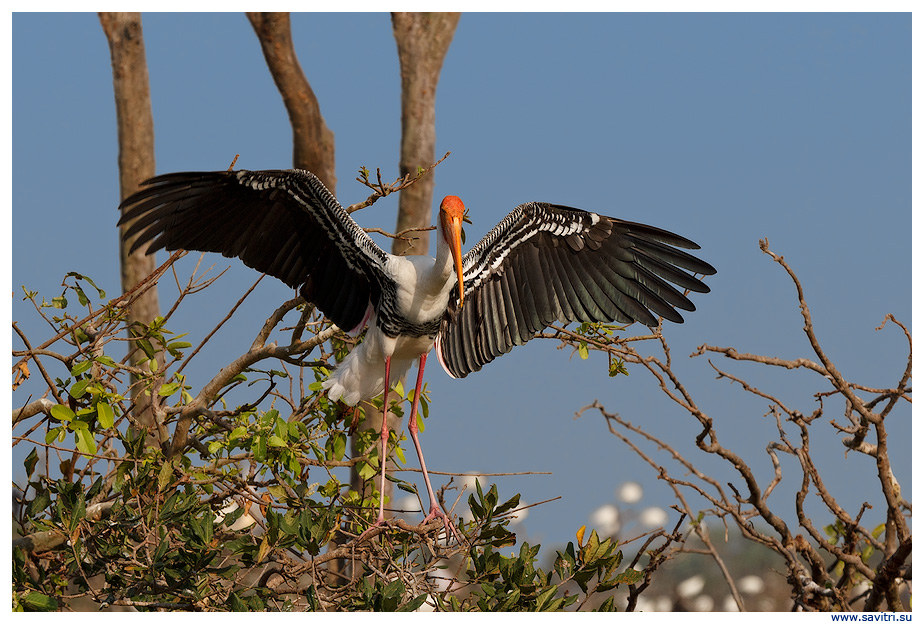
[440,196,467,308]
[447,212,465,308]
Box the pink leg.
[407,352,462,543]
[359,357,391,539]
[374,356,392,524]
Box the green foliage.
[13,271,647,612]
[824,519,888,575]
[422,483,640,612]
[570,322,629,377]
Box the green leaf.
[158,461,175,491]
[267,435,287,447]
[498,587,521,610]
[20,591,58,612]
[535,585,559,611]
[597,596,617,612]
[70,360,92,376]
[227,592,249,612]
[614,568,644,585]
[229,426,248,441]
[66,272,106,299]
[96,402,114,428]
[256,535,272,564]
[331,432,346,461]
[167,339,192,356]
[158,382,181,397]
[94,355,117,367]
[27,489,51,518]
[578,342,589,360]
[137,338,156,360]
[24,448,39,478]
[357,460,376,480]
[74,428,97,455]
[274,416,289,439]
[397,594,429,612]
[495,493,522,516]
[50,404,75,422]
[66,489,86,531]
[152,532,170,563]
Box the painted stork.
[119,168,716,539]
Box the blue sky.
[12,13,911,547]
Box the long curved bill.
[447,215,465,307]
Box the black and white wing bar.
[436,203,716,379]
[118,169,390,332]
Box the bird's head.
[439,195,466,307]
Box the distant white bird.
[738,575,765,594]
[677,574,706,599]
[590,504,621,536]
[617,481,644,504]
[120,168,715,538]
[639,506,669,528]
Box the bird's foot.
[356,514,388,543]
[421,504,464,545]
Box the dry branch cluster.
[563,240,911,612]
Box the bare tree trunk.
[247,12,336,190]
[391,12,460,256]
[246,13,459,582]
[247,11,352,581]
[100,12,165,449]
[353,9,460,545]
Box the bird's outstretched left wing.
[436,203,715,378]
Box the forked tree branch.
[577,239,910,611]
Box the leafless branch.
[574,239,910,611]
[346,151,450,214]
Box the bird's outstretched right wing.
[119,169,389,332]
